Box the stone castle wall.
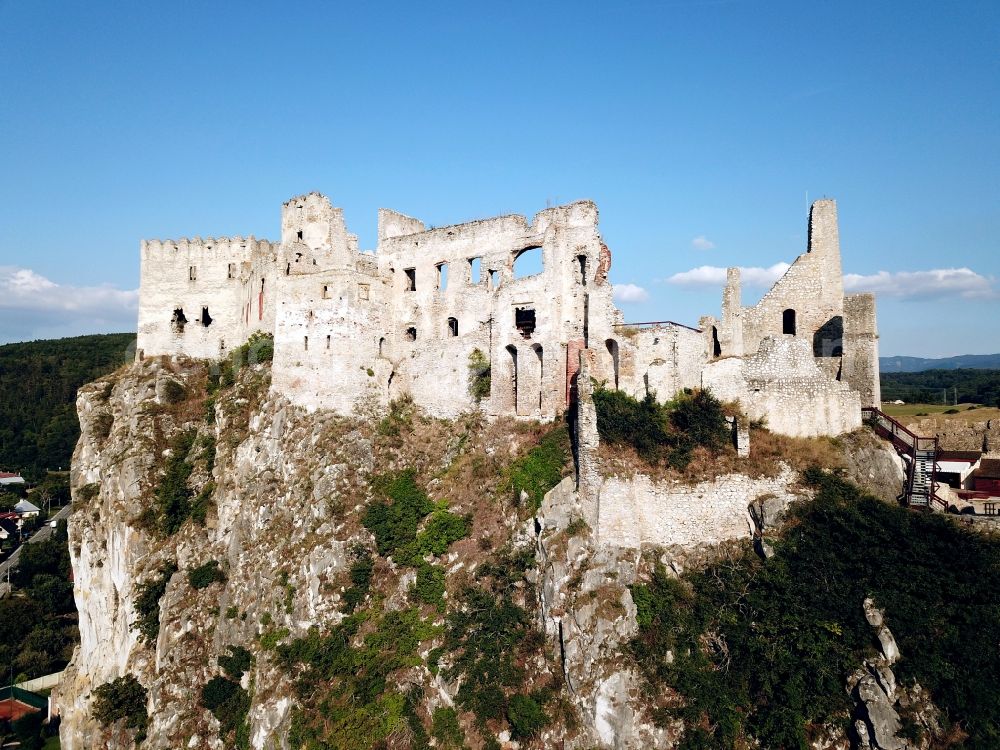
[136,192,878,435]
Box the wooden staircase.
[862,406,947,511]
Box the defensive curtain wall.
[136,194,879,438]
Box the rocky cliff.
[57,356,953,750]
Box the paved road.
[0,503,72,598]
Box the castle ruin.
[137,193,879,437]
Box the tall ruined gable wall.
[741,200,845,358]
[842,292,881,408]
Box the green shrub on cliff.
[93,674,148,743]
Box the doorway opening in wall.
[606,339,620,389]
[436,262,449,291]
[201,307,213,327]
[404,268,416,291]
[783,309,797,336]
[405,327,417,341]
[447,317,458,337]
[712,326,722,357]
[506,345,518,413]
[533,344,544,412]
[515,308,536,338]
[813,315,843,357]
[469,257,481,284]
[488,269,498,289]
[577,255,587,286]
[513,246,543,279]
[171,308,187,334]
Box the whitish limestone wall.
[597,468,800,549]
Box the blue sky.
[0,0,997,355]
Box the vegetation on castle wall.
[507,424,570,512]
[629,469,1000,749]
[132,562,177,643]
[594,386,729,469]
[93,674,148,744]
[468,348,491,403]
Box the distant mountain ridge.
[880,354,1000,373]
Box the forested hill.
[881,353,1000,372]
[880,368,1000,407]
[0,333,136,480]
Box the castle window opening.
[577,255,587,286]
[322,285,329,299]
[189,266,197,281]
[378,337,386,356]
[606,339,620,389]
[469,257,481,284]
[436,262,449,291]
[404,268,416,291]
[359,284,369,301]
[488,269,498,289]
[506,345,518,413]
[782,308,797,336]
[201,307,213,327]
[326,335,331,350]
[405,327,417,341]
[447,317,458,337]
[286,263,291,276]
[304,336,308,351]
[712,326,722,357]
[515,307,536,338]
[513,246,543,279]
[813,315,844,357]
[170,308,187,334]
[297,230,303,240]
[533,344,544,411]
[227,263,236,279]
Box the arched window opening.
[712,326,722,357]
[577,254,587,286]
[513,246,543,279]
[378,337,386,357]
[447,317,459,337]
[469,257,481,284]
[488,269,498,289]
[171,308,187,334]
[782,309,797,336]
[404,268,416,291]
[405,327,417,342]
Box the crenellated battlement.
[141,236,278,257]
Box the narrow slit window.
[189,266,197,281]
[447,317,458,337]
[515,307,536,338]
[404,268,416,291]
[304,335,309,351]
[783,308,797,336]
[227,263,236,279]
[296,230,303,240]
[436,262,449,291]
[286,263,291,276]
[577,255,587,286]
[201,307,213,327]
[359,284,369,301]
[469,257,481,284]
[326,335,331,350]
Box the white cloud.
[666,263,790,288]
[0,266,137,343]
[612,283,649,303]
[844,268,995,300]
[691,235,715,251]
